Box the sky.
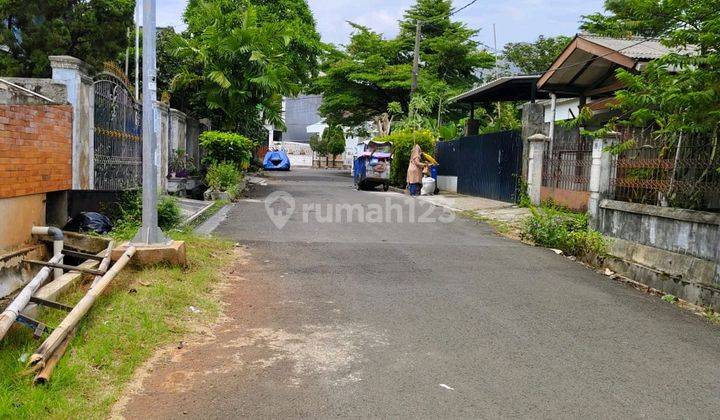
[156,0,607,50]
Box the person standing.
[406,144,426,196]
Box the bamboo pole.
[29,246,136,368]
[91,241,115,288]
[0,254,63,342]
[33,328,75,384]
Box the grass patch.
[520,204,608,258]
[459,210,513,235]
[0,232,234,419]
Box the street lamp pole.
[133,0,168,245]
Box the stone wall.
[597,199,720,309]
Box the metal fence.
[610,127,720,211]
[93,71,142,191]
[435,130,523,202]
[541,124,593,192]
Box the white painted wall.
[437,175,458,193]
[542,98,581,123]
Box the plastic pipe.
[0,254,64,341]
[31,226,64,279]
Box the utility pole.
[410,19,421,97]
[125,28,130,76]
[133,0,168,245]
[134,2,140,100]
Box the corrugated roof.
[579,34,694,60]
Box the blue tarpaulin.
[263,150,291,171]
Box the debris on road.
[439,384,455,391]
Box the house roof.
[580,35,693,60]
[536,34,693,97]
[449,75,573,104]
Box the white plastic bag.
[421,176,436,195]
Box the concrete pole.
[134,2,140,100]
[133,0,168,245]
[410,20,421,97]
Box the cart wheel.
[383,183,389,192]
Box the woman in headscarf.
[406,144,426,196]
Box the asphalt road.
[123,168,720,419]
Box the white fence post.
[587,132,619,228]
[527,133,549,206]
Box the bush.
[205,162,242,195]
[158,195,182,229]
[385,129,436,186]
[111,190,182,239]
[199,131,255,169]
[521,205,607,258]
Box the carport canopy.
[449,75,574,104]
[536,34,689,97]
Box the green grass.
[0,232,234,419]
[458,210,513,235]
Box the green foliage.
[580,0,720,138]
[661,294,678,303]
[170,0,321,133]
[480,102,522,134]
[438,123,459,140]
[521,205,608,258]
[0,0,135,77]
[205,162,242,195]
[385,129,436,186]
[502,35,572,74]
[199,131,255,169]
[324,126,346,159]
[312,0,494,131]
[309,133,327,156]
[517,179,531,208]
[309,125,345,166]
[111,190,182,240]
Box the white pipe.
[31,226,64,279]
[0,254,64,341]
[548,92,557,156]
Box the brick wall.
[0,104,72,198]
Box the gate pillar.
[587,132,619,228]
[527,133,549,206]
[50,56,94,189]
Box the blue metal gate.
[435,130,523,202]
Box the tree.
[579,0,720,136]
[309,133,328,166]
[324,125,346,168]
[313,0,494,132]
[248,0,322,86]
[579,0,719,208]
[0,0,135,77]
[170,0,320,140]
[502,35,572,74]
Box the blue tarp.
[263,150,291,171]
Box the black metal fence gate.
[94,70,142,190]
[541,125,592,192]
[435,130,523,202]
